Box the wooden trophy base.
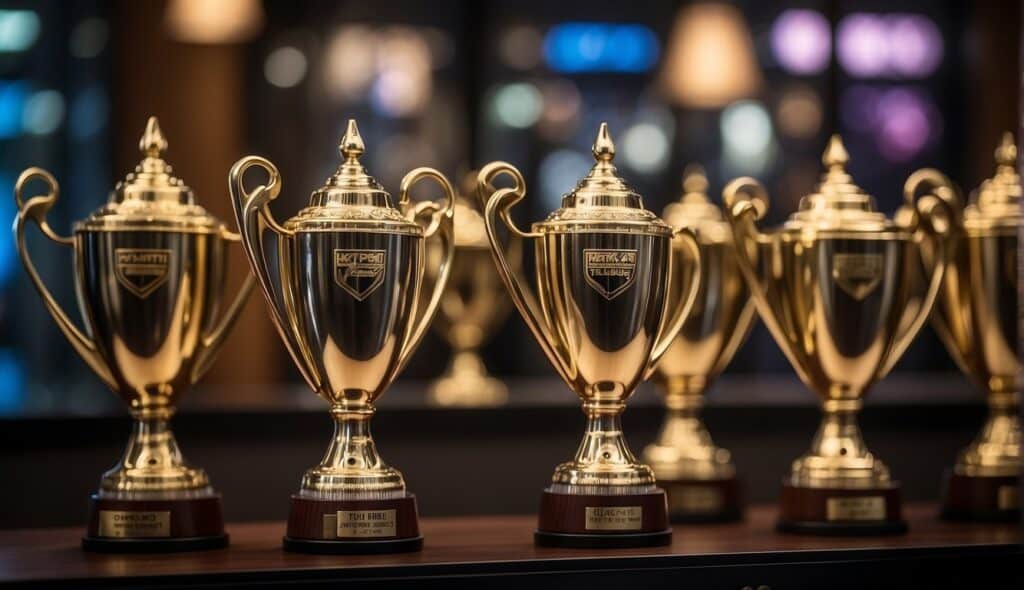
[82,493,227,553]
[535,488,671,548]
[663,477,743,523]
[777,483,907,536]
[941,471,1020,522]
[283,494,422,555]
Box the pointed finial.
[139,116,168,158]
[339,119,365,161]
[682,164,708,195]
[995,132,1017,168]
[592,122,615,162]
[822,134,849,170]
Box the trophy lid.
[965,132,1020,230]
[76,116,222,233]
[783,135,897,233]
[453,171,489,248]
[284,119,421,235]
[534,123,673,236]
[662,164,731,242]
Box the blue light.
[0,348,25,414]
[544,23,659,73]
[0,81,27,139]
[0,173,15,288]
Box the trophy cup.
[426,172,517,406]
[642,165,756,523]
[724,136,951,535]
[908,133,1020,521]
[479,123,702,548]
[14,117,253,552]
[229,120,453,554]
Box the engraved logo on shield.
[334,249,386,301]
[583,249,638,300]
[114,248,172,298]
[832,253,883,301]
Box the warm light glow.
[660,3,761,108]
[164,0,264,44]
[776,85,823,139]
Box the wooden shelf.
[0,504,1020,589]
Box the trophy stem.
[955,390,1021,477]
[550,400,656,490]
[299,405,406,500]
[427,349,508,407]
[792,399,890,488]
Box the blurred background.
[0,0,1019,526]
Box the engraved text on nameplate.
[825,496,885,521]
[322,509,398,538]
[998,485,1019,511]
[98,510,171,538]
[584,506,642,531]
[669,485,723,514]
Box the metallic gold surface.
[479,123,702,494]
[426,173,518,407]
[909,133,1021,478]
[230,119,453,500]
[643,165,755,482]
[14,117,253,498]
[724,135,951,489]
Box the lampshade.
[659,3,762,108]
[164,0,264,44]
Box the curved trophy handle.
[723,177,812,385]
[228,156,320,391]
[644,227,702,380]
[477,162,573,385]
[13,168,116,389]
[391,167,455,377]
[878,170,959,377]
[190,230,256,383]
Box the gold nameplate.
[333,249,386,301]
[98,510,170,538]
[826,496,885,521]
[997,485,1019,511]
[114,248,172,298]
[322,509,397,539]
[583,249,638,300]
[584,506,642,531]
[832,253,883,301]
[669,486,723,514]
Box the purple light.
[875,88,938,162]
[771,9,831,75]
[840,85,882,132]
[837,14,889,77]
[888,15,942,77]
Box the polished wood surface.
[0,503,1018,586]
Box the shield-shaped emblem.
[832,253,883,301]
[114,248,172,298]
[334,249,386,301]
[583,248,638,300]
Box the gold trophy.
[908,133,1020,521]
[14,117,253,552]
[724,136,951,535]
[229,120,453,554]
[425,172,517,406]
[643,165,756,523]
[479,123,702,548]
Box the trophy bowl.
[643,165,756,523]
[14,117,253,552]
[425,172,517,407]
[229,120,453,554]
[910,133,1021,521]
[479,124,702,548]
[724,136,952,535]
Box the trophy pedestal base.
[82,493,227,553]
[283,494,422,555]
[940,471,1020,522]
[777,483,907,536]
[535,488,671,548]
[662,477,743,523]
